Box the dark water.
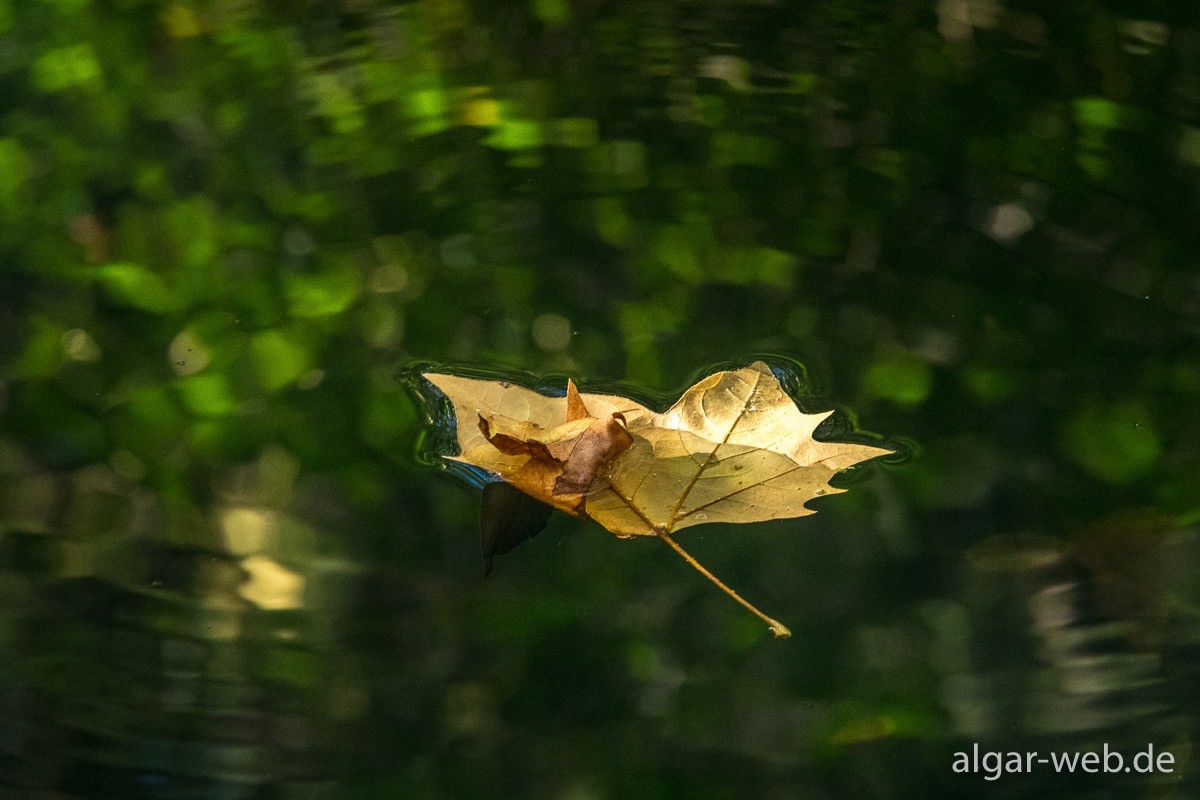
[2,2,1199,798]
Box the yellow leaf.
[424,362,891,638]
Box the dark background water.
[2,1,1199,797]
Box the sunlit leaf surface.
[426,362,890,636]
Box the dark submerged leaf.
[479,480,553,576]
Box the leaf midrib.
[662,369,764,531]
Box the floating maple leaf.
[424,361,891,638]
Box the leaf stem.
[654,528,791,639]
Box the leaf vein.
[665,368,764,530]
